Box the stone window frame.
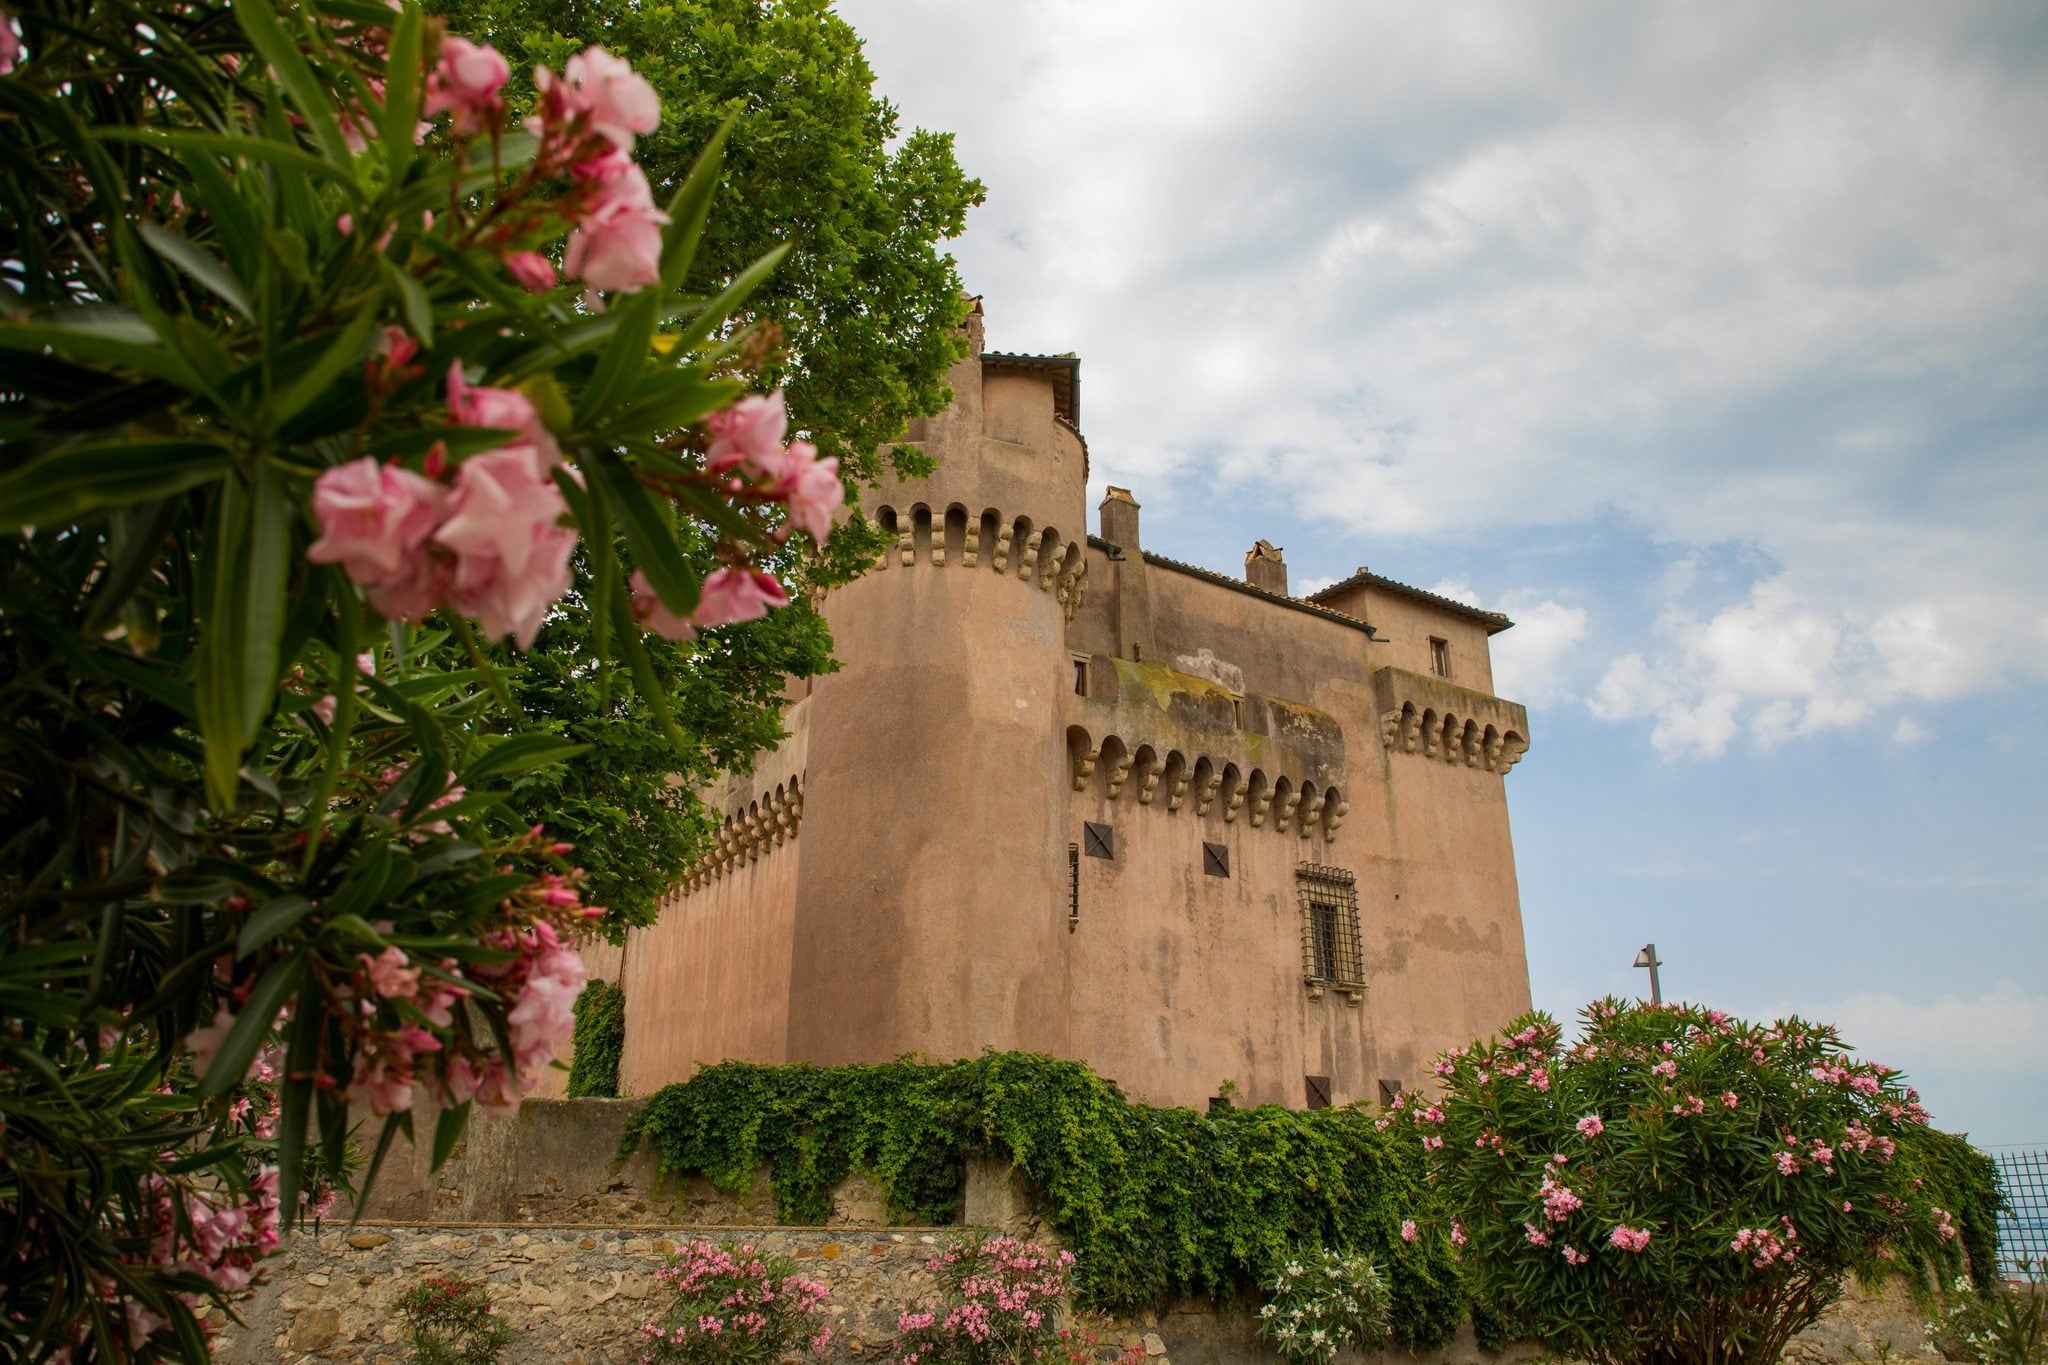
[1296,863,1365,1003]
[1429,636,1452,678]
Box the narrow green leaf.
[231,0,352,165]
[237,462,294,736]
[580,291,659,424]
[274,302,379,426]
[351,1113,411,1228]
[600,372,740,441]
[378,255,434,345]
[275,990,320,1227]
[175,147,263,280]
[196,477,252,809]
[0,318,203,387]
[98,127,360,189]
[460,734,592,785]
[587,458,700,617]
[610,590,689,753]
[236,895,315,958]
[137,222,255,321]
[381,3,423,182]
[658,114,736,295]
[0,440,229,531]
[431,1102,472,1170]
[197,957,304,1098]
[664,243,791,361]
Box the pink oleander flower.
[360,945,420,1000]
[1722,1091,1740,1108]
[693,566,790,627]
[379,324,419,371]
[1450,1220,1467,1247]
[1575,1114,1604,1139]
[629,568,697,640]
[350,1052,414,1116]
[446,362,561,470]
[1608,1225,1652,1253]
[1776,1151,1802,1176]
[1560,1245,1586,1266]
[0,9,20,74]
[705,392,791,476]
[559,45,661,148]
[503,250,557,293]
[424,35,508,135]
[1524,1222,1549,1247]
[1400,1219,1418,1243]
[306,456,449,594]
[777,446,843,543]
[563,153,669,293]
[434,447,577,648]
[1651,1059,1677,1079]
[506,932,587,1072]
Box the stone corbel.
[1195,771,1223,816]
[1380,710,1402,749]
[1249,786,1274,829]
[1465,729,1485,768]
[992,522,1014,571]
[1165,768,1193,813]
[1104,750,1135,800]
[1038,550,1062,592]
[1324,800,1349,840]
[1135,754,1166,806]
[1423,723,1442,760]
[1071,746,1101,793]
[931,534,947,567]
[1402,711,1423,754]
[963,521,981,568]
[1017,533,1042,580]
[897,523,916,567]
[1275,790,1302,833]
[1299,793,1326,838]
[1223,782,1246,823]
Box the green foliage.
[622,1053,1465,1345]
[1256,1248,1393,1365]
[1402,1000,2000,1365]
[397,1276,515,1365]
[425,0,986,485]
[1899,1124,2004,1295]
[1927,1261,2048,1365]
[568,979,626,1098]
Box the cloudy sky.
[836,1,2048,1144]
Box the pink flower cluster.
[111,1165,284,1345]
[1575,1114,1605,1140]
[0,7,20,75]
[893,1237,1073,1359]
[703,392,845,544]
[1731,1217,1801,1270]
[1560,1244,1587,1266]
[1608,1225,1652,1253]
[1932,1207,1957,1242]
[1400,1219,1418,1243]
[642,1241,832,1362]
[1538,1173,1583,1223]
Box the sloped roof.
[1088,536,1379,637]
[1305,568,1513,634]
[980,351,1079,428]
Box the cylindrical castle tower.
[781,304,1091,1065]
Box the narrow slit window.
[1072,657,1088,696]
[1430,637,1451,678]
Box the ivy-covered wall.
[621,1052,1467,1349]
[567,980,625,1099]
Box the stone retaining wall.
[218,1222,1940,1365]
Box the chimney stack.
[1099,486,1141,550]
[1245,540,1288,596]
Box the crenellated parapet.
[1371,667,1529,776]
[671,775,805,896]
[872,502,1088,621]
[1065,725,1349,842]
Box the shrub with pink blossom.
[636,1240,831,1365]
[890,1236,1077,1365]
[0,0,849,1355]
[396,1275,513,1365]
[1394,999,2001,1365]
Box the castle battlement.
[598,306,1536,1112]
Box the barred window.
[1296,864,1363,988]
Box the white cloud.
[1491,597,1591,706]
[1293,574,1338,597]
[1774,983,2048,1081]
[1893,717,1928,745]
[1426,577,1482,607]
[843,0,2048,756]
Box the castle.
[587,302,1535,1111]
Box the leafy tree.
[425,0,985,484]
[428,0,980,925]
[1392,1000,1999,1365]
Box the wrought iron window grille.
[1296,863,1365,1000]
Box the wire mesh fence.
[1991,1148,2048,1276]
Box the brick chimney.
[1099,486,1141,549]
[1245,540,1288,596]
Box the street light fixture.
[1633,943,1663,1005]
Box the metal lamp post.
[1633,943,1663,1005]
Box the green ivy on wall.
[567,980,626,1099]
[621,1053,1466,1346]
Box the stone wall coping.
[330,1219,966,1233]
